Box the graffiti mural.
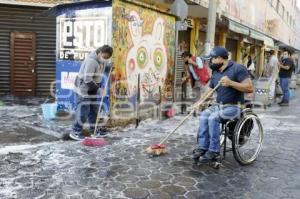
[112,0,175,107]
[126,10,167,100]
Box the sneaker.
[277,101,283,105]
[192,148,207,163]
[279,102,289,106]
[199,151,220,163]
[94,129,108,138]
[69,130,85,141]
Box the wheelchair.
[219,105,264,166]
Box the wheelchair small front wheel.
[232,113,263,165]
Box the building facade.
[1,0,299,101]
[0,0,86,96]
[148,0,300,102]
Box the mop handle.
[193,82,221,108]
[159,83,221,145]
[93,65,114,136]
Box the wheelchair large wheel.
[232,112,263,165]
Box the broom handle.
[93,65,113,136]
[159,83,220,145]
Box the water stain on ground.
[0,126,58,145]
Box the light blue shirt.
[188,64,199,80]
[188,57,203,81]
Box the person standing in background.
[278,49,295,106]
[181,51,210,102]
[265,50,279,103]
[246,55,256,79]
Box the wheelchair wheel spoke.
[232,113,264,165]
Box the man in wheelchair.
[193,47,254,164]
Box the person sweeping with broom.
[70,45,113,141]
[193,47,254,164]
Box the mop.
[145,83,221,156]
[82,66,113,147]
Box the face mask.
[282,55,288,59]
[209,62,224,71]
[98,54,110,64]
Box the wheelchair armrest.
[244,100,253,109]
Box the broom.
[82,65,113,147]
[145,83,221,156]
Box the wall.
[55,2,112,111]
[111,0,176,118]
[219,0,300,49]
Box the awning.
[226,18,278,50]
[249,29,275,48]
[264,36,274,48]
[275,40,299,53]
[228,20,250,35]
[249,30,265,41]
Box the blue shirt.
[209,60,249,104]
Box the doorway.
[10,32,36,96]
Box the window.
[294,19,296,27]
[275,0,279,11]
[270,0,277,8]
[268,0,273,5]
[277,3,284,16]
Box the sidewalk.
[0,91,300,198]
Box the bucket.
[166,107,175,118]
[289,89,295,99]
[41,103,58,120]
[290,75,297,89]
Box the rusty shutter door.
[10,32,36,96]
[0,6,56,96]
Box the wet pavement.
[0,91,300,199]
[0,96,72,145]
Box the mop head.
[145,144,167,156]
[82,137,107,147]
[167,108,175,118]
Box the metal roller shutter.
[0,5,56,96]
[174,50,185,102]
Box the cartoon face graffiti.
[126,11,167,100]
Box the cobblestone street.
[1,0,300,198]
[0,90,300,199]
